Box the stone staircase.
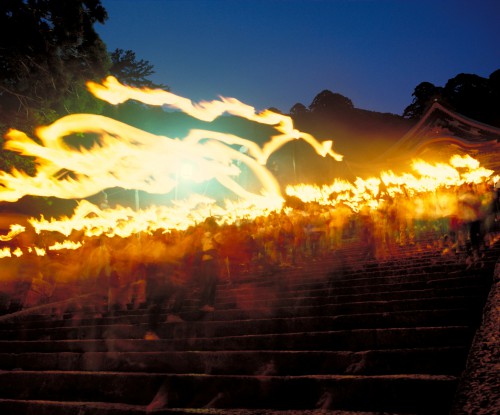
[0,241,498,415]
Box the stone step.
[217,272,489,301]
[0,326,475,353]
[75,275,490,317]
[1,259,488,326]
[342,263,465,278]
[221,267,465,295]
[0,293,485,334]
[0,371,458,413]
[0,282,488,330]
[0,279,437,327]
[0,239,495,415]
[0,307,481,341]
[177,294,484,323]
[216,253,475,289]
[97,276,490,322]
[214,284,489,311]
[0,347,469,376]
[0,398,424,415]
[326,270,489,293]
[174,270,491,310]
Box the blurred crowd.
[1,181,499,325]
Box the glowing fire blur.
[0,77,498,259]
[286,154,497,213]
[0,76,342,204]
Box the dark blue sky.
[96,0,500,115]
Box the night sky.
[96,0,500,116]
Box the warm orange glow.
[0,77,344,218]
[0,247,12,258]
[0,77,347,257]
[0,78,497,262]
[286,155,495,214]
[0,224,26,241]
[48,240,83,251]
[87,76,344,163]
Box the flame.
[0,77,346,258]
[31,246,47,256]
[48,240,82,251]
[87,76,344,163]
[0,224,26,241]
[0,77,342,210]
[0,78,497,262]
[286,155,495,214]
[0,247,12,258]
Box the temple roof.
[360,102,500,175]
[396,101,500,146]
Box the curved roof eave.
[373,102,500,164]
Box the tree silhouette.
[289,103,309,116]
[266,107,283,114]
[0,0,109,173]
[444,73,491,122]
[403,70,500,127]
[309,90,354,114]
[488,69,500,126]
[0,0,109,129]
[109,49,169,89]
[403,82,443,119]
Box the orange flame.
[87,76,344,163]
[0,224,26,241]
[48,240,83,251]
[286,155,495,213]
[0,77,342,211]
[0,78,498,261]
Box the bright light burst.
[0,77,343,254]
[286,155,495,212]
[0,76,342,205]
[0,77,497,259]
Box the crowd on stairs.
[1,181,499,330]
[0,181,499,414]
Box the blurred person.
[457,183,482,256]
[395,192,415,246]
[23,270,54,308]
[198,217,223,313]
[143,230,196,339]
[218,222,258,281]
[277,212,295,266]
[14,229,42,311]
[107,256,130,313]
[291,211,308,264]
[493,184,500,234]
[306,206,327,259]
[478,181,497,247]
[144,261,187,340]
[359,207,376,262]
[327,202,351,250]
[127,262,147,310]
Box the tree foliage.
[402,82,443,119]
[289,103,309,117]
[0,0,110,172]
[0,0,109,128]
[309,90,354,114]
[109,48,169,89]
[403,70,500,126]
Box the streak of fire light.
[286,155,495,211]
[0,77,497,259]
[0,224,26,241]
[0,77,342,254]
